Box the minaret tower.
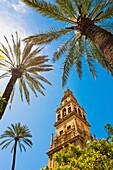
[47,89,92,168]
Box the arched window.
[57,114,61,121]
[68,107,71,113]
[59,130,63,135]
[67,125,71,130]
[83,114,86,120]
[63,108,66,117]
[74,107,77,113]
[78,108,82,117]
[65,100,67,104]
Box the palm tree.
[0,123,32,170]
[0,32,53,119]
[22,0,113,86]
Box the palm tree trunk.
[12,139,17,170]
[84,23,113,67]
[0,76,17,119]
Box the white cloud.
[0,0,31,43]
[12,1,28,13]
[0,0,29,14]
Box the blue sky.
[0,0,113,170]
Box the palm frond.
[73,55,82,79]
[0,57,14,70]
[0,61,7,68]
[62,55,73,87]
[26,79,38,97]
[88,38,113,75]
[11,32,21,66]
[29,75,46,91]
[4,36,15,65]
[25,55,49,67]
[1,139,14,150]
[22,0,75,24]
[85,39,97,79]
[22,46,41,64]
[19,142,26,152]
[88,0,104,20]
[87,56,97,79]
[7,127,15,136]
[26,66,52,72]
[73,0,81,14]
[0,43,13,65]
[24,28,71,44]
[22,139,32,148]
[9,88,15,109]
[19,78,24,101]
[81,0,90,16]
[52,36,74,62]
[18,141,23,152]
[77,36,85,54]
[11,124,17,134]
[0,139,11,145]
[20,78,30,104]
[22,43,33,63]
[0,72,10,79]
[0,123,32,153]
[56,0,77,21]
[23,138,32,146]
[94,5,113,22]
[62,37,79,87]
[25,73,45,96]
[73,38,84,79]
[34,74,52,85]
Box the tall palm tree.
[22,0,113,86]
[0,32,53,119]
[0,123,32,170]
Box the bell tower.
[47,89,92,168]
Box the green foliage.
[0,93,6,112]
[40,165,52,170]
[104,124,113,139]
[22,0,113,86]
[41,124,113,170]
[51,139,113,170]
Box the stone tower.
[46,89,92,168]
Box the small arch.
[68,107,71,113]
[74,107,77,113]
[83,114,86,120]
[62,108,66,117]
[59,130,63,135]
[78,108,82,117]
[67,125,71,130]
[57,114,61,121]
[65,100,67,104]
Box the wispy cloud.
[0,0,30,42]
[0,0,29,14]
[12,1,28,13]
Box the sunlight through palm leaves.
[0,32,53,119]
[22,0,113,86]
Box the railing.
[50,129,82,149]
